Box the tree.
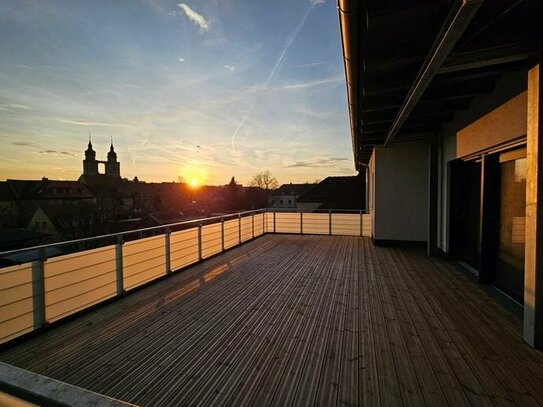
[226,176,241,210]
[250,171,279,205]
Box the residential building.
[296,175,364,210]
[269,183,313,208]
[339,0,543,346]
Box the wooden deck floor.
[2,235,543,406]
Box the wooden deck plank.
[2,235,543,407]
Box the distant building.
[0,178,96,207]
[79,138,121,185]
[269,183,313,209]
[28,205,104,242]
[296,175,365,211]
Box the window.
[42,221,47,229]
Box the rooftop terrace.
[2,234,543,406]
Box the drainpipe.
[384,0,484,147]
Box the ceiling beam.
[383,0,484,147]
[439,42,535,73]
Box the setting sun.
[191,178,199,187]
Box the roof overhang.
[338,0,543,170]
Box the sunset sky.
[0,0,355,185]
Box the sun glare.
[191,178,199,187]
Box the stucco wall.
[373,140,430,242]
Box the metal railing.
[0,208,371,345]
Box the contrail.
[267,5,313,84]
[231,4,315,152]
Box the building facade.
[339,0,543,347]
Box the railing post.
[198,223,203,261]
[273,209,276,233]
[31,248,47,329]
[165,228,171,275]
[238,214,242,244]
[115,236,124,295]
[329,210,332,236]
[252,213,255,238]
[300,211,303,234]
[221,217,225,251]
[360,210,364,237]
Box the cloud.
[178,57,186,62]
[0,103,33,111]
[11,141,36,147]
[56,118,118,127]
[284,157,348,168]
[223,65,235,71]
[177,3,210,33]
[39,150,75,157]
[309,0,326,4]
[282,75,343,90]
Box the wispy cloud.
[309,0,326,5]
[39,150,75,157]
[291,60,332,68]
[11,141,37,147]
[0,103,33,111]
[178,57,186,62]
[284,157,348,168]
[56,118,117,127]
[282,75,343,90]
[177,3,210,33]
[223,65,235,71]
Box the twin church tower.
[80,137,121,182]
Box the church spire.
[107,136,117,162]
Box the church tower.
[83,136,98,175]
[105,140,121,178]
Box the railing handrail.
[269,208,367,213]
[0,207,368,258]
[0,208,266,258]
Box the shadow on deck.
[1,234,543,406]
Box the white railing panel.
[224,219,239,249]
[241,216,252,242]
[45,245,116,322]
[362,214,372,237]
[170,228,198,271]
[254,213,265,237]
[123,235,165,291]
[265,212,274,232]
[202,223,222,259]
[0,263,34,344]
[331,213,360,236]
[301,213,329,235]
[275,212,301,234]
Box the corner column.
[525,63,543,348]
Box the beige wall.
[372,140,430,242]
[456,92,527,158]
